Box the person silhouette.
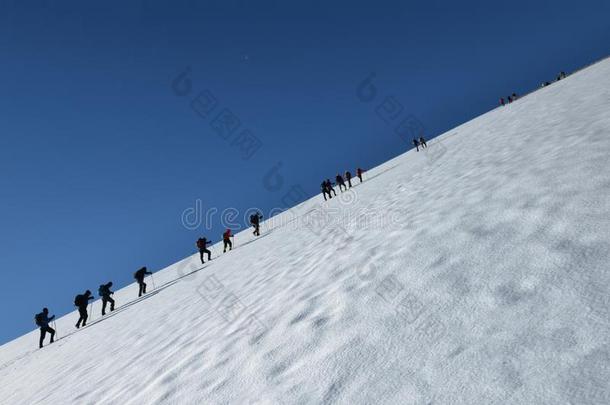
[34,308,55,348]
[134,267,153,297]
[74,290,94,328]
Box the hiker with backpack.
[74,290,94,329]
[250,212,263,236]
[336,174,346,192]
[222,229,233,253]
[419,136,427,149]
[98,282,115,316]
[134,267,153,297]
[413,138,420,152]
[357,168,364,183]
[325,179,337,197]
[196,237,212,263]
[345,171,353,188]
[35,308,55,348]
[321,180,331,200]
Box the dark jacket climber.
[35,308,55,348]
[74,290,94,329]
[134,267,152,297]
[345,171,353,188]
[250,213,263,236]
[196,238,212,263]
[336,174,346,191]
[223,229,233,252]
[98,282,115,315]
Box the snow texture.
[1,58,609,405]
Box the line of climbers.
[195,212,262,264]
[36,163,377,347]
[321,168,365,201]
[35,266,152,348]
[500,70,569,107]
[36,214,270,349]
[32,64,580,349]
[33,133,450,348]
[35,159,380,348]
[499,93,519,106]
[412,136,427,152]
[541,70,567,88]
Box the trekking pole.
[89,302,94,322]
[150,273,156,290]
[53,320,59,339]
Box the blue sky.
[0,0,608,345]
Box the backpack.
[134,267,146,279]
[196,239,205,249]
[34,313,44,327]
[98,284,106,297]
[74,294,85,307]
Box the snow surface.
[1,58,609,405]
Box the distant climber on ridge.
[250,213,263,236]
[357,168,364,183]
[74,290,94,329]
[134,267,152,297]
[98,282,115,316]
[223,229,233,252]
[196,237,212,263]
[325,179,337,197]
[345,171,353,188]
[413,138,420,152]
[419,136,427,149]
[336,173,346,192]
[321,180,331,200]
[34,307,55,348]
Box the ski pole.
[150,273,156,290]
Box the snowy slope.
[1,58,609,405]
